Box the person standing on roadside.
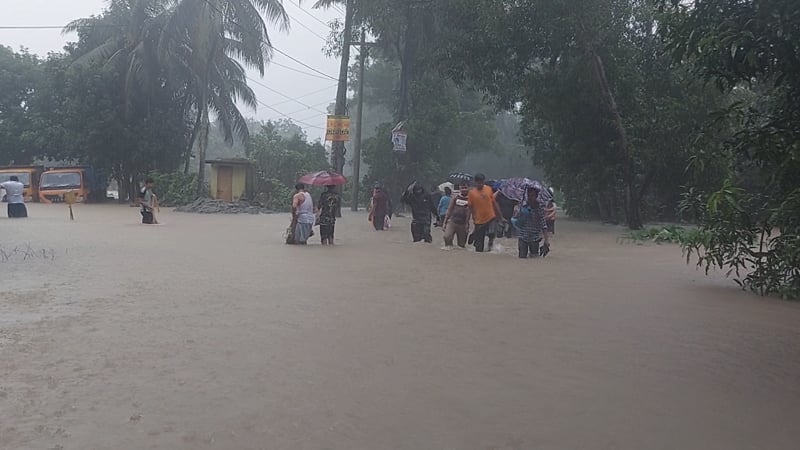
[369,186,389,231]
[317,185,340,245]
[442,183,471,249]
[292,183,315,245]
[0,176,28,218]
[468,173,504,252]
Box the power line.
[266,99,334,121]
[269,60,336,80]
[200,0,338,81]
[270,47,336,81]
[295,110,327,123]
[272,83,337,106]
[256,98,326,130]
[246,76,328,114]
[288,2,330,28]
[0,25,122,29]
[285,11,328,42]
[3,5,339,80]
[284,99,334,116]
[2,24,337,81]
[0,26,64,29]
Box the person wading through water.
[0,176,28,218]
[442,183,471,249]
[369,185,390,231]
[430,184,443,227]
[291,183,315,245]
[512,186,551,258]
[317,185,341,245]
[467,173,505,252]
[401,183,437,243]
[437,186,452,228]
[138,178,157,224]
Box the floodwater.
[1,204,799,450]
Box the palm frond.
[70,40,125,67]
[309,0,343,10]
[247,0,290,30]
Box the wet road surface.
[1,204,799,449]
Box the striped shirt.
[514,203,547,242]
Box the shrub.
[621,225,697,245]
[253,177,293,212]
[148,171,198,206]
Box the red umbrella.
[298,170,347,186]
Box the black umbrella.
[447,172,473,185]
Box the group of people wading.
[287,172,555,259]
[287,184,342,246]
[386,173,555,259]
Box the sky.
[1,0,344,141]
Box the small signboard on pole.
[325,115,351,141]
[64,190,76,220]
[391,120,407,153]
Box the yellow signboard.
[325,115,351,141]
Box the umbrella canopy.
[438,181,454,192]
[298,170,347,186]
[447,172,473,185]
[498,177,553,204]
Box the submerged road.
[1,204,799,449]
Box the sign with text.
[325,115,351,141]
[391,130,407,152]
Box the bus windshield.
[40,172,81,189]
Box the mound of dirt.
[174,198,274,214]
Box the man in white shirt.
[0,176,28,218]
[291,183,315,245]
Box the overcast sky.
[1,0,343,140]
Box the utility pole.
[350,30,367,211]
[331,0,354,176]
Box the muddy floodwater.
[1,203,799,449]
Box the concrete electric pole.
[350,30,368,211]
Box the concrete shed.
[206,159,253,202]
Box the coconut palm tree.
[65,0,169,107]
[65,0,181,201]
[163,0,288,196]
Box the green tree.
[63,0,192,200]
[662,0,800,298]
[0,46,41,165]
[338,0,503,200]
[164,0,289,196]
[246,120,329,210]
[64,0,167,102]
[67,0,290,197]
[429,0,731,227]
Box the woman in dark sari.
[369,187,389,231]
